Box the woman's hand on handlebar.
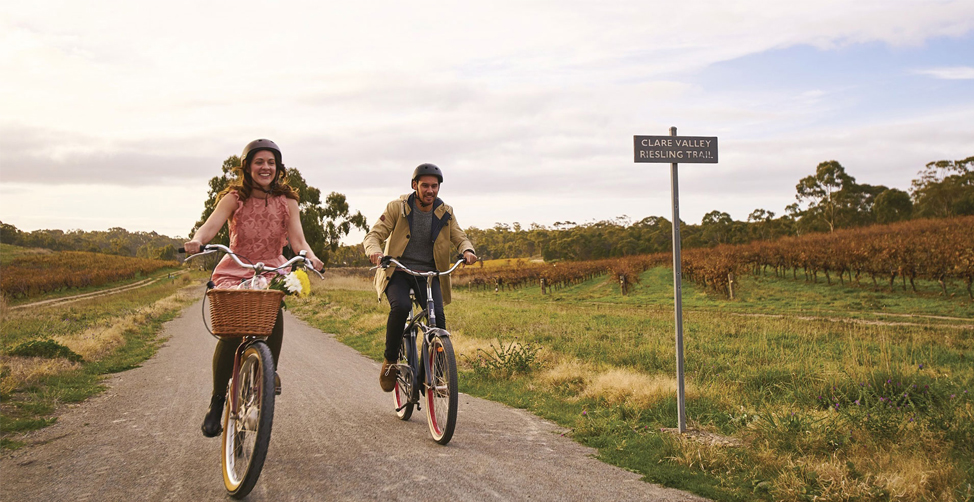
[462,250,478,265]
[307,255,324,272]
[183,240,204,255]
[369,252,384,266]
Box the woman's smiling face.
[249,150,277,190]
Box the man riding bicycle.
[363,163,478,392]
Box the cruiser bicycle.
[182,243,321,498]
[374,256,464,445]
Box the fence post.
[728,271,735,300]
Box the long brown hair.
[218,152,299,204]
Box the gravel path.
[1,302,707,502]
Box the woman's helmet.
[412,163,443,184]
[241,139,282,164]
[240,139,285,187]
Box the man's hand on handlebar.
[369,252,384,266]
[462,250,478,265]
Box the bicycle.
[373,256,465,445]
[182,243,322,499]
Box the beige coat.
[362,193,475,304]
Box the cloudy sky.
[2,0,972,244]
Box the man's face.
[412,175,440,207]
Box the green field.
[0,250,204,450]
[292,267,973,502]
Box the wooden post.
[728,271,735,300]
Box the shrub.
[464,337,542,378]
[8,339,84,363]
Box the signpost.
[634,127,718,433]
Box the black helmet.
[241,139,282,164]
[412,163,443,183]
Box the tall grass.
[290,269,973,502]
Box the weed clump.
[464,337,541,378]
[8,339,84,363]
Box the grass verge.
[289,267,973,502]
[0,271,203,450]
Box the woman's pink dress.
[212,191,291,288]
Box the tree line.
[3,154,969,267]
[0,223,183,261]
[462,155,973,261]
[1,155,369,267]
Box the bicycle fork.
[226,338,259,420]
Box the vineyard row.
[454,216,974,300]
[1,251,178,299]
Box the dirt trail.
[10,272,186,311]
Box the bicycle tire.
[425,334,458,445]
[393,330,416,420]
[222,342,275,499]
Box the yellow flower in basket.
[268,269,310,297]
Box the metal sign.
[634,127,718,433]
[633,135,718,163]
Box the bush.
[8,339,84,363]
[464,337,541,378]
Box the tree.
[795,160,857,232]
[189,156,239,247]
[747,209,777,241]
[910,156,974,218]
[190,156,368,267]
[698,210,734,246]
[873,188,913,224]
[318,191,368,266]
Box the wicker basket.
[206,289,285,337]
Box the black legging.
[211,310,283,397]
[384,271,445,362]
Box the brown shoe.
[379,359,398,392]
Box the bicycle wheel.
[393,330,416,421]
[425,334,458,445]
[222,341,275,499]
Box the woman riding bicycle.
[184,139,324,438]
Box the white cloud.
[912,66,974,80]
[1,0,973,238]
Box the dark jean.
[384,271,445,362]
[211,309,283,397]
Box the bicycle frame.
[182,244,323,431]
[377,258,463,405]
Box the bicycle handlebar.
[371,257,465,277]
[179,244,324,279]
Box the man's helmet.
[241,139,282,164]
[411,163,443,184]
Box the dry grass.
[0,357,81,395]
[447,331,499,363]
[314,272,373,292]
[582,367,695,408]
[54,287,197,361]
[536,358,697,408]
[0,286,199,394]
